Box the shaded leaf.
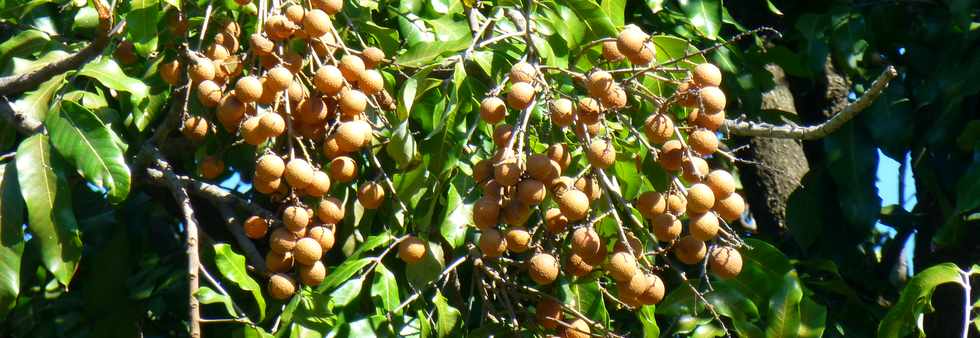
[433,290,460,338]
[0,163,25,317]
[213,243,266,320]
[196,286,237,317]
[125,0,160,57]
[370,264,399,313]
[878,263,964,337]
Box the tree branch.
[144,167,276,219]
[0,98,44,134]
[723,66,898,139]
[215,202,268,276]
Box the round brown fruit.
[181,116,209,141]
[235,76,263,103]
[516,179,547,205]
[473,196,500,229]
[636,191,666,219]
[492,124,513,147]
[576,97,601,124]
[200,156,224,180]
[544,208,568,233]
[536,298,563,329]
[312,0,343,14]
[265,66,293,92]
[507,82,535,110]
[478,228,507,258]
[692,63,722,87]
[602,40,625,62]
[667,191,687,215]
[643,114,674,144]
[196,80,222,107]
[287,79,308,103]
[618,272,651,304]
[626,43,655,66]
[268,273,297,300]
[652,213,681,242]
[674,235,707,265]
[339,89,368,117]
[587,70,614,98]
[709,246,743,279]
[258,112,286,137]
[563,319,590,338]
[549,98,574,127]
[681,156,709,183]
[529,253,560,285]
[189,59,216,83]
[294,237,323,265]
[571,227,601,260]
[686,183,716,214]
[699,86,726,113]
[659,140,684,171]
[547,144,572,170]
[317,197,345,224]
[557,189,589,221]
[160,60,183,85]
[241,117,265,145]
[566,253,594,277]
[243,216,269,239]
[296,97,328,124]
[480,97,507,124]
[285,4,305,23]
[299,260,326,286]
[527,154,561,183]
[505,227,531,253]
[339,55,366,82]
[705,170,735,198]
[689,129,718,156]
[587,139,616,170]
[250,34,275,56]
[361,47,385,69]
[474,159,492,183]
[358,69,384,95]
[335,120,372,152]
[256,154,285,179]
[599,84,627,109]
[616,26,648,58]
[638,273,666,305]
[696,109,725,131]
[689,212,719,241]
[270,227,299,253]
[607,251,637,282]
[357,181,385,209]
[714,192,745,222]
[266,251,294,273]
[493,151,523,187]
[283,205,310,232]
[308,226,335,252]
[206,44,229,61]
[303,9,331,37]
[285,158,314,189]
[253,176,281,194]
[502,201,532,226]
[509,61,537,84]
[574,176,602,202]
[314,65,345,95]
[329,156,358,183]
[218,94,246,125]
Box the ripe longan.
[258,113,285,138]
[359,69,384,95]
[200,156,224,179]
[549,98,574,127]
[241,117,266,145]
[285,158,314,189]
[714,192,745,222]
[317,197,345,224]
[218,94,247,126]
[506,226,531,253]
[587,139,616,170]
[329,156,358,183]
[527,154,561,182]
[574,176,602,202]
[674,235,706,265]
[492,124,513,147]
[473,196,501,229]
[253,176,281,194]
[339,89,368,117]
[667,191,687,215]
[250,34,275,56]
[357,181,385,209]
[681,156,709,182]
[696,109,726,131]
[627,43,655,66]
[160,60,182,85]
[339,55,366,82]
[270,227,299,253]
[308,226,335,252]
[676,81,698,107]
[196,80,222,107]
[189,59,216,83]
[296,97,329,124]
[602,40,624,62]
[303,9,331,37]
[265,66,293,92]
[243,216,269,239]
[268,273,297,300]
[507,82,535,110]
[479,228,507,258]
[587,70,614,98]
[206,44,230,61]
[480,97,507,124]
[285,4,305,23]
[529,253,560,285]
[643,114,674,144]
[699,86,726,113]
[652,213,681,242]
[335,120,372,152]
[547,144,572,171]
[509,61,537,84]
[299,260,326,286]
[636,191,666,219]
[637,273,666,305]
[235,76,263,103]
[576,97,601,124]
[294,237,323,265]
[544,208,567,233]
[474,159,492,183]
[571,227,601,260]
[312,0,342,14]
[256,154,285,179]
[692,63,722,87]
[563,319,591,338]
[361,47,385,68]
[608,251,638,282]
[503,201,532,226]
[616,26,648,58]
[557,189,589,221]
[689,129,719,156]
[516,179,547,205]
[709,246,743,279]
[599,84,627,109]
[314,65,345,95]
[283,205,310,232]
[686,183,716,214]
[659,140,684,171]
[536,298,563,329]
[705,170,735,198]
[181,116,209,141]
[266,251,294,273]
[689,212,719,241]
[493,152,523,187]
[618,271,651,305]
[566,253,594,277]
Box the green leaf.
[319,257,372,291]
[0,163,25,317]
[330,276,365,307]
[16,134,82,286]
[0,29,50,70]
[125,0,160,57]
[678,0,722,40]
[766,0,784,16]
[600,0,626,27]
[350,231,394,258]
[396,35,470,67]
[560,276,609,326]
[714,239,793,307]
[638,305,660,337]
[370,264,399,313]
[213,243,266,320]
[824,124,881,232]
[386,120,419,170]
[878,263,965,337]
[765,271,804,338]
[196,286,238,317]
[12,73,66,122]
[564,0,619,38]
[72,6,100,33]
[78,57,150,123]
[46,101,130,203]
[438,183,470,249]
[433,290,460,338]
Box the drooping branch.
[723,66,898,139]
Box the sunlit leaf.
[46,101,130,203]
[213,243,266,320]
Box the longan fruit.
[527,154,561,183]
[696,109,725,131]
[714,192,745,222]
[547,144,572,171]
[218,94,247,125]
[509,61,537,84]
[473,196,501,229]
[659,140,684,171]
[563,319,590,338]
[536,298,563,329]
[241,117,266,145]
[314,65,345,95]
[705,170,735,198]
[334,120,371,152]
[481,180,504,198]
[357,181,385,209]
[265,66,293,92]
[480,97,507,124]
[478,228,507,258]
[709,246,743,279]
[599,84,627,109]
[264,15,297,40]
[643,114,674,144]
[689,212,719,241]
[256,77,280,105]
[286,79,309,103]
[574,176,602,202]
[114,41,138,65]
[206,43,230,61]
[283,205,310,232]
[285,158,314,189]
[474,159,492,183]
[635,191,666,219]
[256,154,285,179]
[329,156,358,183]
[674,235,706,265]
[234,76,263,103]
[529,253,560,285]
[681,156,709,182]
[667,191,687,215]
[196,80,222,107]
[576,97,602,124]
[250,33,275,56]
[358,69,384,95]
[637,273,666,305]
[686,183,716,214]
[692,63,722,87]
[312,0,343,14]
[699,86,726,113]
[566,253,593,277]
[493,152,523,187]
[270,227,299,253]
[339,89,367,117]
[502,201,532,226]
[618,271,651,303]
[551,176,576,193]
[299,260,326,286]
[221,21,241,37]
[307,226,334,251]
[616,26,648,59]
[517,179,547,205]
[689,129,719,156]
[181,116,210,141]
[602,40,624,62]
[505,226,531,253]
[243,216,269,239]
[587,139,616,170]
[361,47,385,68]
[492,124,513,147]
[255,114,284,139]
[268,273,297,300]
[607,251,637,282]
[200,156,224,179]
[296,97,329,124]
[284,4,305,23]
[557,189,590,221]
[652,213,681,242]
[587,70,614,98]
[507,82,535,110]
[676,81,698,107]
[253,176,281,194]
[322,134,348,159]
[627,43,655,66]
[160,60,182,85]
[303,9,331,37]
[293,237,323,266]
[544,208,568,233]
[614,233,643,258]
[339,55,366,82]
[317,197,345,224]
[266,251,294,273]
[571,227,601,260]
[549,98,574,127]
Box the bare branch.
[144,167,277,219]
[215,202,268,276]
[723,66,898,139]
[0,98,44,135]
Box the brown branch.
[723,66,898,139]
[214,202,268,276]
[0,98,44,134]
[144,167,276,219]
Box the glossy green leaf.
[125,0,160,57]
[564,0,618,38]
[638,305,660,337]
[766,0,783,16]
[878,263,965,337]
[714,239,793,307]
[16,134,82,286]
[213,243,266,320]
[71,6,100,32]
[77,57,149,121]
[46,101,130,203]
[370,264,399,313]
[330,276,365,307]
[433,290,460,338]
[12,72,66,122]
[679,0,721,40]
[600,0,626,26]
[0,29,50,70]
[824,124,881,232]
[438,182,470,249]
[196,286,237,317]
[560,276,609,326]
[0,163,25,317]
[387,120,419,170]
[765,272,804,338]
[319,257,373,291]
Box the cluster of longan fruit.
[160,0,403,300]
[471,25,747,337]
